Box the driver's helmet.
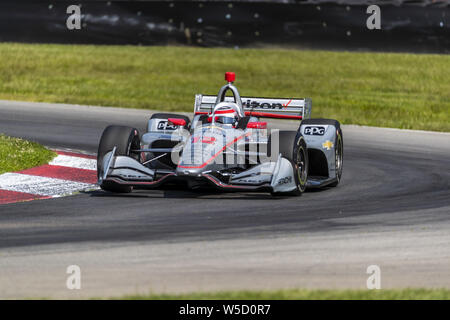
[213,107,239,126]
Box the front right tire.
[329,126,343,187]
[269,130,309,196]
[301,118,343,187]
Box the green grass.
[118,288,450,300]
[0,43,449,131]
[0,134,56,174]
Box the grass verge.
[0,43,449,131]
[0,134,56,174]
[118,288,450,300]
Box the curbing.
[0,150,98,205]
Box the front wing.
[98,151,299,193]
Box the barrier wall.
[0,1,449,53]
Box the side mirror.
[168,118,186,127]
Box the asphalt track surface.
[0,100,449,299]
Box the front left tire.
[97,125,140,193]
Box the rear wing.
[194,95,312,120]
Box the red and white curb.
[0,151,98,205]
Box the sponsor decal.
[277,176,292,185]
[122,174,149,179]
[304,126,326,136]
[235,178,266,184]
[157,120,177,130]
[322,140,334,150]
[243,99,293,110]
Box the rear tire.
[97,125,140,193]
[269,131,308,196]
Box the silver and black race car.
[97,72,343,196]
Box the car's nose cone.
[175,167,204,177]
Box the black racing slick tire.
[269,130,309,196]
[97,125,141,193]
[302,119,343,187]
[329,126,343,187]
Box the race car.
[97,72,343,196]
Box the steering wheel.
[211,102,243,126]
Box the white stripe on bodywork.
[0,173,98,197]
[49,155,97,171]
